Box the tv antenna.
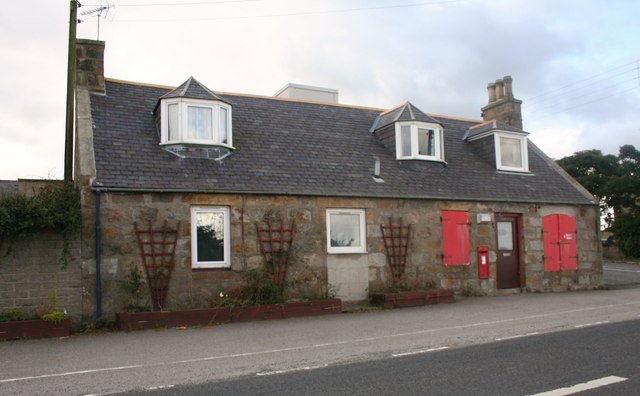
[79,1,114,40]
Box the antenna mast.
[80,1,113,40]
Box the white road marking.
[256,364,328,376]
[574,321,609,328]
[147,385,175,390]
[392,346,449,357]
[529,375,627,396]
[2,301,639,384]
[604,267,640,273]
[495,332,539,341]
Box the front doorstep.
[0,319,71,341]
[118,299,342,331]
[370,290,455,309]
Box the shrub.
[0,181,81,266]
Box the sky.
[1,0,638,180]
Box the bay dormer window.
[157,77,233,150]
[161,98,232,146]
[395,121,444,161]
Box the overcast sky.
[1,0,638,180]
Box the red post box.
[477,246,490,279]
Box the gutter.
[88,185,596,206]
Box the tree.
[557,145,640,258]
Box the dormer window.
[161,98,232,146]
[494,132,528,172]
[395,121,444,161]
[465,120,530,173]
[157,77,233,149]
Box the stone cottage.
[75,39,601,324]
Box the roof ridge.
[407,101,416,120]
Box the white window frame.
[161,98,232,147]
[190,206,231,269]
[494,132,529,172]
[394,121,444,161]
[326,209,367,254]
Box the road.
[603,262,640,289]
[125,319,640,396]
[1,262,639,395]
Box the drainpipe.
[95,188,103,327]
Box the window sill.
[192,267,232,272]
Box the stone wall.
[83,191,602,324]
[0,232,82,327]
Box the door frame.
[495,213,524,289]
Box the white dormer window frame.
[160,98,232,147]
[494,132,529,172]
[394,121,444,161]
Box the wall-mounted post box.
[477,245,490,279]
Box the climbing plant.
[0,181,81,266]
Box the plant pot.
[118,299,342,331]
[370,290,454,308]
[0,319,70,341]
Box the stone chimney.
[76,39,105,94]
[481,75,523,129]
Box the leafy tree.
[557,145,640,258]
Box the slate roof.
[160,76,229,104]
[465,119,528,140]
[88,79,596,205]
[375,101,441,130]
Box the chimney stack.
[76,39,105,94]
[481,75,523,129]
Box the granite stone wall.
[81,191,602,324]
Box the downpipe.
[95,188,103,328]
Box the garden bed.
[118,299,342,331]
[0,319,70,341]
[370,290,454,309]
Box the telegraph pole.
[64,0,78,183]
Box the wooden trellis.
[380,218,412,287]
[134,221,180,311]
[256,220,295,284]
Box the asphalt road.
[603,262,640,289]
[126,318,640,396]
[1,262,639,395]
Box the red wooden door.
[442,211,469,266]
[543,214,577,271]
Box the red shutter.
[558,215,578,270]
[542,214,578,271]
[442,211,469,266]
[542,215,560,271]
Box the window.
[191,206,230,269]
[542,214,577,271]
[161,98,232,146]
[441,210,470,266]
[395,122,443,161]
[326,209,367,254]
[495,132,528,172]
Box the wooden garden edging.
[0,319,70,341]
[370,290,454,309]
[118,299,342,331]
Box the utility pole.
[64,0,78,183]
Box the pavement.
[1,261,639,395]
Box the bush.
[211,270,287,307]
[0,309,36,322]
[614,212,640,259]
[0,182,81,266]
